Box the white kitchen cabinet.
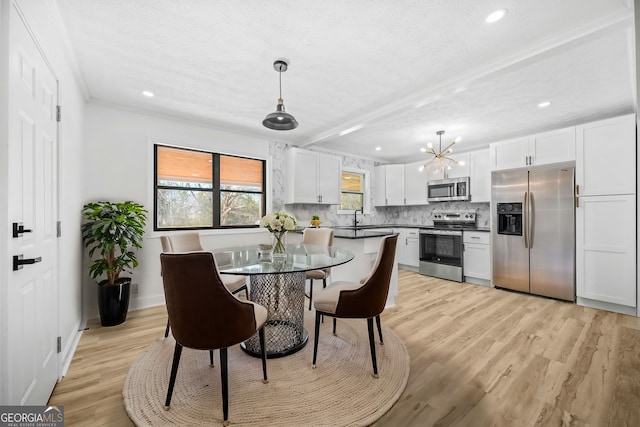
[575,114,635,197]
[404,161,428,205]
[490,127,575,171]
[470,148,490,203]
[463,231,491,283]
[396,228,419,268]
[445,152,470,179]
[374,164,405,206]
[576,194,636,308]
[490,136,530,170]
[286,148,341,204]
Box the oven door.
[419,229,463,267]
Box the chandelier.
[418,130,465,173]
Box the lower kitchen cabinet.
[463,231,490,284]
[576,194,636,313]
[397,228,419,268]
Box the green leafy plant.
[81,201,147,286]
[312,215,320,221]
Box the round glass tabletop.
[214,243,355,275]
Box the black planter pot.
[97,277,131,326]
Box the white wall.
[0,0,86,388]
[81,103,272,319]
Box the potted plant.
[81,201,147,326]
[311,215,321,227]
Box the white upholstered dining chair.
[302,228,334,310]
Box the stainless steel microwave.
[427,177,470,202]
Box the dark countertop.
[332,229,396,240]
[418,226,491,233]
[297,224,490,237]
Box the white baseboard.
[576,297,637,317]
[464,277,492,287]
[59,320,83,379]
[129,294,166,311]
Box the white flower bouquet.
[260,212,297,255]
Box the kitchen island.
[289,227,398,307]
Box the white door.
[6,9,59,404]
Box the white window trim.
[337,167,371,215]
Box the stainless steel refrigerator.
[491,167,575,301]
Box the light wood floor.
[49,270,640,426]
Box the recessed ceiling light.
[375,147,382,151]
[538,101,551,108]
[142,90,154,98]
[339,125,363,136]
[486,9,506,23]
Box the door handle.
[523,192,528,249]
[12,222,33,238]
[13,254,42,271]
[529,192,534,248]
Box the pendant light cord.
[279,67,282,99]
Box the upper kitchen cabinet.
[575,114,635,196]
[374,164,405,206]
[285,148,341,204]
[490,127,575,171]
[444,152,470,179]
[404,161,428,205]
[470,148,491,203]
[490,136,529,170]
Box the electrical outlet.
[132,283,139,295]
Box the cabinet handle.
[386,198,388,205]
[404,198,406,205]
[575,184,579,195]
[470,236,480,239]
[576,196,579,208]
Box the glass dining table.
[213,243,354,358]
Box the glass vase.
[272,231,287,260]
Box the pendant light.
[263,60,299,130]
[418,130,465,173]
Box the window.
[154,145,266,230]
[340,171,365,211]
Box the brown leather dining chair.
[312,234,398,378]
[160,252,268,426]
[302,228,334,310]
[161,232,249,339]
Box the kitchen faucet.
[353,207,363,230]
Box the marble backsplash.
[269,141,491,228]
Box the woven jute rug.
[123,311,410,426]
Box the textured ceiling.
[54,0,636,163]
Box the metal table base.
[241,271,308,358]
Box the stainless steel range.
[419,211,477,282]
